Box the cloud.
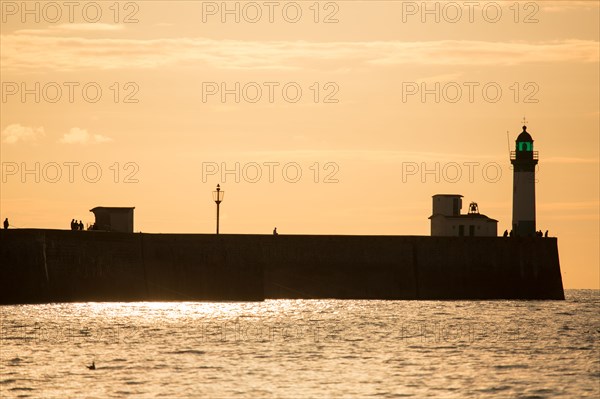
[58,127,113,144]
[544,157,600,164]
[539,201,600,212]
[13,23,124,36]
[197,149,508,164]
[542,1,600,12]
[1,124,45,144]
[52,23,124,32]
[1,34,597,72]
[415,72,463,84]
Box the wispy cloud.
[541,1,600,12]
[13,23,124,36]
[1,124,45,144]
[544,157,600,164]
[539,201,600,212]
[197,149,508,163]
[1,34,597,72]
[415,73,463,84]
[58,127,113,144]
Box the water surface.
[1,290,598,398]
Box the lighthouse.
[510,125,538,237]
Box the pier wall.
[0,230,564,304]
[259,235,564,300]
[0,230,264,303]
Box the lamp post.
[212,184,224,234]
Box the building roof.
[516,126,533,142]
[432,194,463,198]
[90,207,135,212]
[429,213,498,222]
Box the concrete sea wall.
[260,235,564,300]
[0,230,264,303]
[0,230,565,304]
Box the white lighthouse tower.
[510,124,538,237]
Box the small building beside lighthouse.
[429,194,498,236]
[510,125,538,237]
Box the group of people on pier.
[503,229,548,238]
[71,219,84,231]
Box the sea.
[1,290,598,398]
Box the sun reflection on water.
[0,292,598,398]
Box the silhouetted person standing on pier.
[70,219,75,230]
[79,220,84,230]
[544,230,548,238]
[273,227,278,235]
[503,230,508,237]
[3,218,8,229]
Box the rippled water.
[1,290,598,398]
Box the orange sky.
[1,1,598,288]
